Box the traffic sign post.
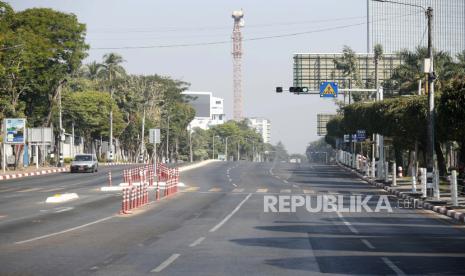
[356,130,366,142]
[320,82,338,98]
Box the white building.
[247,117,271,144]
[182,91,225,130]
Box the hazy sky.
[9,0,368,154]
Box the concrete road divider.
[100,186,125,192]
[46,193,79,203]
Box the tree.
[61,90,124,150]
[390,47,454,96]
[10,7,88,126]
[306,138,332,163]
[334,45,364,102]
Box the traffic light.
[276,87,283,93]
[289,87,309,94]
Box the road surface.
[1,161,465,275]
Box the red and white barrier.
[119,163,179,215]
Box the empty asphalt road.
[1,161,465,275]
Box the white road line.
[14,216,113,245]
[209,193,252,233]
[336,211,359,234]
[283,180,289,184]
[381,257,406,276]
[189,237,206,247]
[361,239,375,249]
[55,207,74,213]
[232,183,237,187]
[151,253,181,273]
[42,187,65,193]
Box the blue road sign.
[356,130,366,142]
[319,82,338,98]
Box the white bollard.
[365,161,370,177]
[384,161,389,182]
[411,166,417,192]
[421,168,427,198]
[392,162,397,187]
[451,170,458,206]
[434,171,440,200]
[371,160,376,179]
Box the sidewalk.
[338,161,465,223]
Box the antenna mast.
[232,10,244,121]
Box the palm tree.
[373,44,383,99]
[100,53,126,90]
[392,47,453,95]
[99,53,125,161]
[334,45,363,103]
[82,61,103,80]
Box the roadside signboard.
[356,130,366,142]
[4,118,26,144]
[149,128,160,144]
[344,134,358,143]
[27,128,53,144]
[317,114,337,136]
[319,82,338,98]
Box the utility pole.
[237,141,240,161]
[189,126,193,163]
[426,7,439,198]
[58,79,66,167]
[109,70,114,162]
[225,137,229,161]
[212,134,215,160]
[367,0,370,53]
[166,115,170,163]
[140,107,146,163]
[71,122,75,158]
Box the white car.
[70,154,98,173]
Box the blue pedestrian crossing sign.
[320,82,338,98]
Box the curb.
[0,167,69,181]
[336,162,465,224]
[99,162,138,166]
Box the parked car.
[70,154,98,173]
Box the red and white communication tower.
[232,10,244,121]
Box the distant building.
[182,91,225,130]
[248,117,271,144]
[368,0,465,57]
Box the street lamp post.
[225,137,229,161]
[372,0,437,197]
[212,135,219,160]
[189,126,193,163]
